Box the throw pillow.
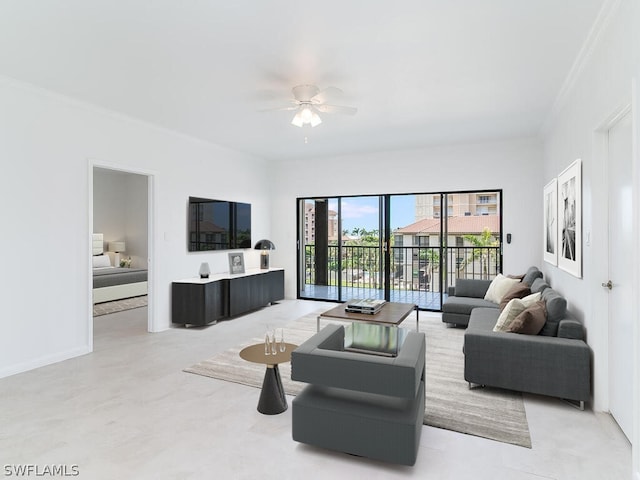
[484,274,520,304]
[507,274,525,281]
[507,300,547,335]
[493,292,542,332]
[520,291,541,306]
[493,298,528,332]
[499,283,531,311]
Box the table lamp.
[254,239,275,269]
[108,241,126,267]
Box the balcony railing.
[304,244,501,295]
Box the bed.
[92,233,148,304]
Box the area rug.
[184,312,532,448]
[93,295,148,317]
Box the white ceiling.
[0,1,605,161]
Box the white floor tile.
[0,300,631,479]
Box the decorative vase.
[199,262,210,279]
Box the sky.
[326,195,417,234]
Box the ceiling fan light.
[310,112,322,127]
[300,106,313,124]
[291,112,304,127]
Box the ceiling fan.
[267,84,358,127]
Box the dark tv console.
[172,268,284,327]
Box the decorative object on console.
[228,252,245,274]
[254,239,275,269]
[557,159,582,278]
[108,241,126,267]
[199,262,210,279]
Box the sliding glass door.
[298,196,385,302]
[298,190,502,310]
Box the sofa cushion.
[499,283,531,311]
[442,296,499,316]
[506,300,547,335]
[522,266,543,286]
[466,307,499,334]
[484,274,520,304]
[539,288,567,336]
[493,293,541,332]
[530,278,549,294]
[454,279,492,298]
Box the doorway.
[606,110,633,441]
[89,164,154,336]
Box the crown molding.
[540,0,622,135]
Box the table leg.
[416,306,420,332]
[257,364,287,415]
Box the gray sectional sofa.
[442,266,543,327]
[444,267,591,407]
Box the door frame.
[87,159,157,348]
[592,104,632,414]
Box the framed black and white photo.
[543,178,558,265]
[557,159,582,278]
[228,252,245,274]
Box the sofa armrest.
[464,329,591,401]
[557,319,585,340]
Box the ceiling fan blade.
[315,104,357,115]
[258,105,299,113]
[311,86,343,104]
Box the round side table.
[239,342,297,415]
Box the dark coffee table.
[316,301,419,332]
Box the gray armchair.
[291,324,426,466]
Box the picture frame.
[557,159,582,278]
[228,252,245,274]
[543,178,558,266]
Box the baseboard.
[0,345,92,379]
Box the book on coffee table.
[345,298,386,315]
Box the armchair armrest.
[292,327,426,399]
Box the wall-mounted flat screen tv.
[188,196,252,251]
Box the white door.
[607,111,633,441]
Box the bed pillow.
[484,274,520,304]
[92,254,111,268]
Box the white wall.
[0,76,271,378]
[270,138,543,298]
[94,168,148,268]
[541,0,635,414]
